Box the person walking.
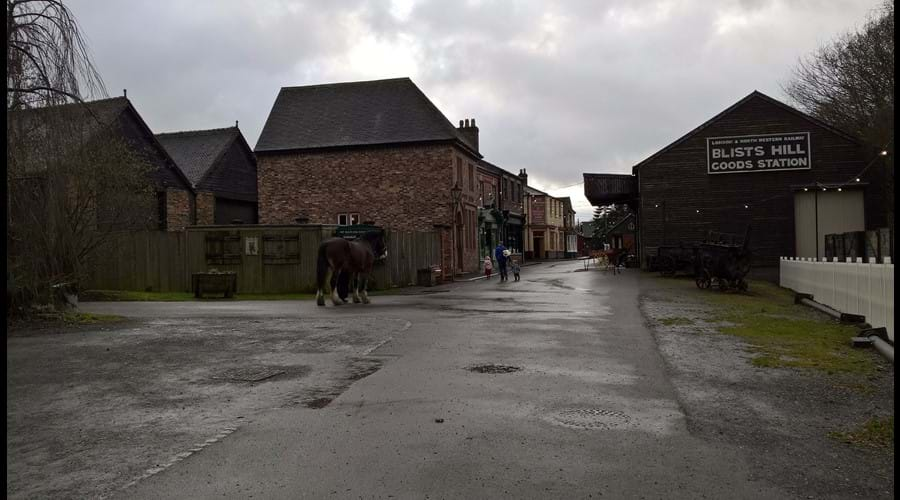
[483,255,493,280]
[495,243,509,282]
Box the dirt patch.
[467,364,523,374]
[303,397,335,409]
[640,275,894,500]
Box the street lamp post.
[450,183,462,280]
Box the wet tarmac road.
[78,260,789,499]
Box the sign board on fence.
[245,237,259,256]
[333,224,383,239]
[707,132,811,174]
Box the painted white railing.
[780,257,894,341]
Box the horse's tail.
[316,241,330,291]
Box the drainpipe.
[852,327,894,364]
[795,293,893,364]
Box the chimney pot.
[459,120,464,127]
[123,89,127,97]
[471,118,476,127]
[235,120,239,128]
[465,119,469,127]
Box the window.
[456,158,463,186]
[263,233,300,264]
[337,213,360,225]
[468,164,475,190]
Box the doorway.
[794,189,864,258]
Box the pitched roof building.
[254,77,485,276]
[584,90,888,270]
[156,126,258,225]
[9,96,195,231]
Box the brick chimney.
[457,118,479,153]
[518,168,528,187]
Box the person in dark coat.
[495,243,509,282]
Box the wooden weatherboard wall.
[635,92,884,268]
[85,226,441,293]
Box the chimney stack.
[518,168,528,187]
[457,117,479,153]
[123,89,127,98]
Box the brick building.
[475,160,527,260]
[255,77,484,275]
[157,125,258,225]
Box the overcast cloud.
[69,0,881,222]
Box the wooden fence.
[780,256,894,341]
[85,225,441,294]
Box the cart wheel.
[738,279,748,292]
[695,271,711,289]
[659,256,676,277]
[718,278,729,291]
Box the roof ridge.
[632,90,863,171]
[156,126,238,138]
[279,77,412,91]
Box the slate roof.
[9,97,131,147]
[632,90,861,173]
[9,97,193,190]
[255,77,479,156]
[156,127,240,186]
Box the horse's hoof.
[352,298,361,304]
[332,301,343,306]
[317,298,325,306]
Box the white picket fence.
[780,257,894,341]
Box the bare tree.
[782,1,893,147]
[782,0,894,253]
[6,1,155,312]
[6,0,107,110]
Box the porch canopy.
[583,173,638,206]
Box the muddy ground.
[640,276,894,499]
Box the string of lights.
[651,137,893,214]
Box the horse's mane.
[360,230,384,244]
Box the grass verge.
[656,277,879,375]
[828,416,894,450]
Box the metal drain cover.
[213,367,285,382]
[548,407,631,430]
[467,364,522,374]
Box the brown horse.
[316,230,387,306]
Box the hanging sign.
[707,132,810,174]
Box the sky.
[69,0,883,222]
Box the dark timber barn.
[584,91,890,275]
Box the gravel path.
[640,275,894,500]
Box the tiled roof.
[156,127,239,186]
[255,77,479,155]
